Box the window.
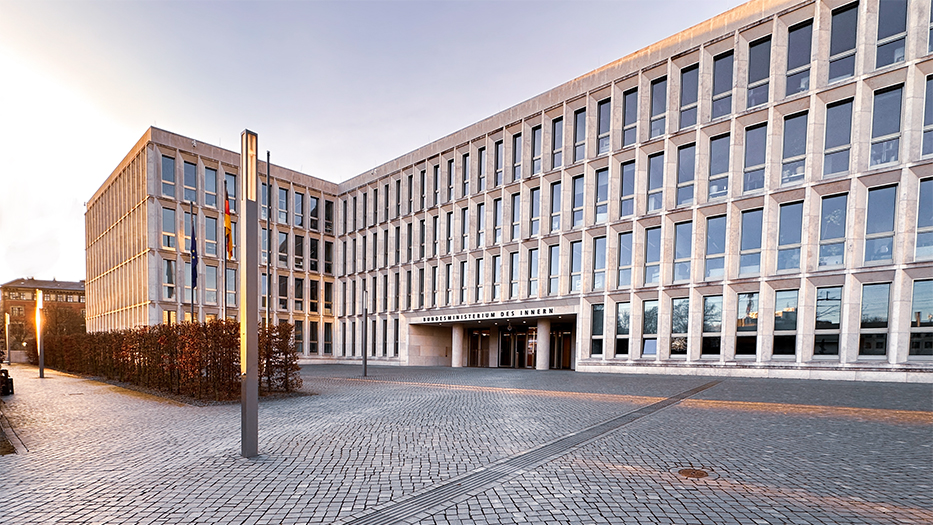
[529,248,539,297]
[615,302,630,356]
[786,21,813,96]
[595,169,608,223]
[183,212,193,253]
[445,263,452,305]
[462,154,470,196]
[736,292,759,356]
[460,207,468,251]
[570,240,582,292]
[551,119,563,169]
[618,231,633,288]
[405,271,412,310]
[643,300,658,357]
[278,187,288,224]
[860,283,891,356]
[495,141,504,187]
[747,37,771,108]
[910,280,933,357]
[530,187,540,235]
[676,144,695,206]
[512,134,522,181]
[781,113,807,185]
[509,252,519,299]
[650,77,667,138]
[511,193,521,240]
[870,86,902,166]
[712,51,734,119]
[478,148,487,191]
[432,167,439,207]
[593,236,606,291]
[708,134,730,199]
[876,0,907,68]
[777,202,803,271]
[591,304,605,356]
[647,153,664,212]
[419,219,426,258]
[819,194,847,266]
[918,178,933,259]
[310,321,320,355]
[205,265,217,305]
[703,296,722,356]
[205,167,217,208]
[183,161,197,203]
[492,198,502,244]
[680,65,699,128]
[432,215,438,256]
[531,127,543,173]
[573,108,586,162]
[925,77,933,156]
[744,124,767,192]
[295,278,305,312]
[492,255,501,300]
[225,268,236,306]
[623,89,638,147]
[459,261,467,304]
[419,268,424,308]
[294,192,304,228]
[548,244,559,295]
[447,160,454,202]
[324,241,333,274]
[740,209,763,275]
[673,222,692,282]
[773,290,798,357]
[706,215,727,279]
[865,185,897,263]
[830,3,858,82]
[824,100,853,176]
[644,226,661,285]
[323,199,332,233]
[597,99,610,154]
[162,207,176,249]
[308,280,319,313]
[161,155,175,197]
[261,183,269,221]
[406,222,412,261]
[431,265,438,307]
[446,211,453,254]
[671,298,689,356]
[476,203,485,249]
[278,232,288,267]
[571,176,584,227]
[550,181,561,232]
[620,161,635,217]
[420,170,426,209]
[224,172,236,212]
[163,259,175,300]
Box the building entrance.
[468,329,490,367]
[550,324,574,370]
[499,328,536,368]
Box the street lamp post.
[239,130,260,458]
[4,312,10,365]
[362,288,368,377]
[36,289,44,378]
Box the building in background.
[88,0,933,381]
[1,278,85,362]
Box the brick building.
[1,278,86,361]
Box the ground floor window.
[773,290,798,358]
[616,302,630,357]
[703,296,722,357]
[591,304,604,356]
[736,292,758,358]
[670,298,689,356]
[860,283,890,357]
[910,280,933,358]
[643,300,658,357]
[814,286,842,358]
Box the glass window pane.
[783,113,808,159]
[748,38,771,83]
[877,0,908,40]
[787,21,813,70]
[710,135,730,175]
[872,87,903,139]
[825,101,853,150]
[619,232,633,266]
[681,65,698,106]
[816,287,842,329]
[920,179,933,229]
[912,280,933,327]
[737,293,759,332]
[617,303,631,335]
[592,304,604,336]
[651,78,667,117]
[741,210,763,251]
[866,186,896,235]
[645,227,661,263]
[643,300,658,335]
[678,145,695,183]
[745,125,767,168]
[703,296,723,332]
[675,222,692,260]
[861,283,891,328]
[830,4,858,56]
[820,195,848,241]
[648,154,664,190]
[774,290,799,331]
[779,202,803,245]
[713,52,733,95]
[707,216,727,255]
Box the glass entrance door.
[469,330,489,367]
[499,328,536,368]
[550,325,574,370]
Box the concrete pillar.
[536,318,551,370]
[451,324,464,367]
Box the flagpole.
[222,180,227,321]
[190,200,195,323]
[266,151,271,330]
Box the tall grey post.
[5,312,10,365]
[240,130,260,458]
[36,290,43,378]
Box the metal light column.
[35,290,43,378]
[362,288,368,377]
[4,312,10,365]
[240,130,260,458]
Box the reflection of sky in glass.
[912,280,933,326]
[643,300,659,334]
[861,283,890,324]
[704,296,723,332]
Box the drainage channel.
[343,380,722,525]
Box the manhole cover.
[678,468,708,478]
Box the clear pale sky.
[0,0,747,285]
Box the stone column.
[451,324,464,367]
[536,318,551,370]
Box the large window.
[642,300,658,357]
[865,185,897,263]
[876,0,907,69]
[493,198,502,244]
[925,77,933,156]
[744,124,767,192]
[512,134,522,181]
[680,65,698,128]
[910,280,933,357]
[528,248,539,297]
[815,286,842,357]
[205,167,217,208]
[870,85,902,166]
[677,144,695,206]
[548,244,559,295]
[860,283,890,357]
[747,37,771,108]
[597,99,611,154]
[824,100,853,176]
[819,194,847,267]
[708,134,730,199]
[462,154,470,196]
[593,236,606,291]
[777,202,803,271]
[531,127,542,174]
[650,77,667,138]
[570,240,582,292]
[530,187,540,235]
[161,155,175,197]
[712,51,734,119]
[673,222,692,282]
[618,231,633,288]
[736,292,759,356]
[918,178,933,259]
[492,255,501,301]
[740,209,763,275]
[475,258,484,302]
[620,161,635,217]
[278,187,288,224]
[550,181,561,231]
[647,153,664,212]
[573,108,586,162]
[509,252,519,299]
[706,215,727,279]
[671,298,689,356]
[551,119,563,169]
[476,203,485,249]
[183,161,197,203]
[781,113,807,185]
[829,3,858,82]
[616,302,630,357]
[644,226,661,285]
[591,304,605,356]
[478,148,487,191]
[595,169,608,223]
[623,89,638,147]
[205,265,217,305]
[572,175,584,227]
[162,207,176,249]
[294,192,304,228]
[511,193,521,240]
[773,290,798,357]
[786,21,813,96]
[495,141,504,187]
[702,296,723,356]
[226,268,236,306]
[163,259,176,300]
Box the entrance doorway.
[550,325,574,370]
[500,328,536,368]
[468,330,489,367]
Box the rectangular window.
[261,228,269,266]
[744,124,767,192]
[530,187,540,236]
[183,265,193,307]
[650,77,667,138]
[819,194,847,266]
[294,277,305,312]
[419,268,424,308]
[924,77,933,156]
[593,236,606,291]
[703,295,722,356]
[570,240,582,292]
[910,280,933,356]
[477,148,486,191]
[309,279,320,313]
[591,304,605,356]
[573,108,586,162]
[324,241,333,274]
[509,252,519,299]
[870,86,903,166]
[323,322,333,355]
[294,192,304,228]
[677,144,695,206]
[495,141,504,187]
[623,89,638,147]
[618,231,632,288]
[224,172,236,212]
[406,271,412,310]
[205,265,217,304]
[476,203,485,249]
[680,64,698,128]
[647,153,664,211]
[865,185,897,263]
[445,263,452,305]
[446,211,453,254]
[747,37,771,108]
[406,223,412,261]
[773,290,798,356]
[432,215,438,256]
[512,134,522,181]
[531,126,543,174]
[162,156,175,197]
[777,202,803,271]
[322,199,331,233]
[492,255,501,301]
[447,160,454,202]
[278,187,288,224]
[205,167,217,208]
[918,178,933,259]
[548,244,559,295]
[736,292,759,340]
[644,226,661,285]
[551,118,563,169]
[462,154,470,197]
[183,161,197,203]
[712,51,734,119]
[643,300,658,357]
[511,193,521,240]
[671,297,689,356]
[163,259,175,300]
[824,100,853,176]
[459,260,467,304]
[278,231,288,268]
[615,302,630,356]
[620,161,635,217]
[528,248,539,297]
[708,134,730,199]
[673,222,692,282]
[262,183,269,221]
[830,3,858,82]
[419,219,426,258]
[432,166,439,207]
[786,21,813,96]
[431,265,438,307]
[595,169,608,223]
[183,212,193,253]
[420,170,426,209]
[162,207,176,249]
[782,113,807,185]
[860,283,891,356]
[876,0,907,68]
[572,175,584,227]
[493,198,502,244]
[550,181,561,232]
[225,268,236,306]
[740,209,763,275]
[460,207,468,251]
[597,99,610,154]
[706,215,727,279]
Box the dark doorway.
[468,330,489,367]
[499,328,536,368]
[550,325,574,370]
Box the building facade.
[89,0,933,381]
[1,278,86,361]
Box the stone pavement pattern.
[0,363,929,524]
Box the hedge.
[32,320,302,401]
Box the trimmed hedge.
[34,320,302,401]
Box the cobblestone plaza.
[1,363,930,524]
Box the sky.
[0,0,747,286]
